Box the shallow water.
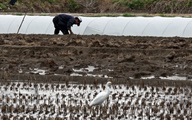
[141,75,190,81]
[19,66,191,81]
[0,82,191,119]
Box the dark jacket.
[9,0,17,5]
[56,14,76,30]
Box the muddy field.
[0,34,192,119]
[0,34,192,84]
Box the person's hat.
[75,17,82,26]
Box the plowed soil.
[0,34,192,86]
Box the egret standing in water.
[90,81,112,106]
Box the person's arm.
[67,18,75,34]
[69,28,74,34]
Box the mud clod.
[0,34,191,83]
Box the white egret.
[90,81,112,106]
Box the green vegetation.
[15,13,24,16]
[186,1,192,7]
[28,14,34,16]
[82,14,120,17]
[158,13,175,17]
[123,13,136,17]
[82,13,189,18]
[1,0,192,15]
[113,0,146,9]
[0,3,7,9]
[41,0,59,3]
[128,0,145,9]
[40,14,47,16]
[2,0,10,2]
[141,14,153,17]
[69,0,79,12]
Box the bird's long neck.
[105,85,110,95]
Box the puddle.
[141,75,155,79]
[19,66,113,78]
[58,65,64,69]
[71,66,113,78]
[159,75,188,80]
[19,68,48,75]
[31,68,47,75]
[141,75,190,81]
[73,66,97,72]
[70,73,83,76]
[86,74,112,78]
[19,66,190,80]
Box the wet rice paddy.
[0,81,192,119]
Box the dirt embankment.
[0,34,192,85]
[1,0,192,14]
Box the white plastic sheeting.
[1,15,192,37]
[0,15,54,34]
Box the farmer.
[52,14,82,35]
[9,0,17,5]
